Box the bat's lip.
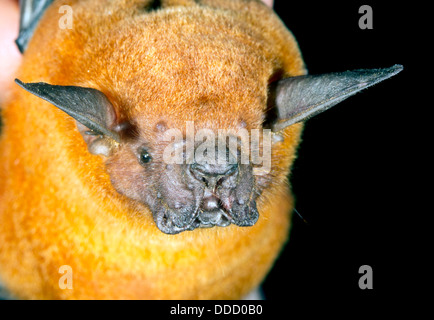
[155,203,260,234]
[155,206,235,234]
[154,186,258,234]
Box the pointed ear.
[272,64,403,132]
[15,79,121,156]
[16,0,55,53]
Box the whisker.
[293,207,309,225]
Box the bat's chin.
[153,198,259,235]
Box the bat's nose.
[189,162,238,190]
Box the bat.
[0,0,402,299]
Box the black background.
[261,0,417,305]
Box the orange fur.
[0,0,305,299]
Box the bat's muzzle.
[153,158,259,234]
[189,161,238,190]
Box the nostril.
[190,163,238,177]
[225,163,238,176]
[201,176,208,187]
[189,163,238,189]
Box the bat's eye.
[139,148,152,165]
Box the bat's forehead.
[92,10,273,130]
[28,2,297,133]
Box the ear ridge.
[272,64,403,132]
[15,79,121,143]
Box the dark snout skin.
[154,158,259,235]
[106,142,260,235]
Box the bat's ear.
[15,79,121,157]
[271,65,403,132]
[16,0,55,53]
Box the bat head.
[14,1,402,234]
[15,63,402,234]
